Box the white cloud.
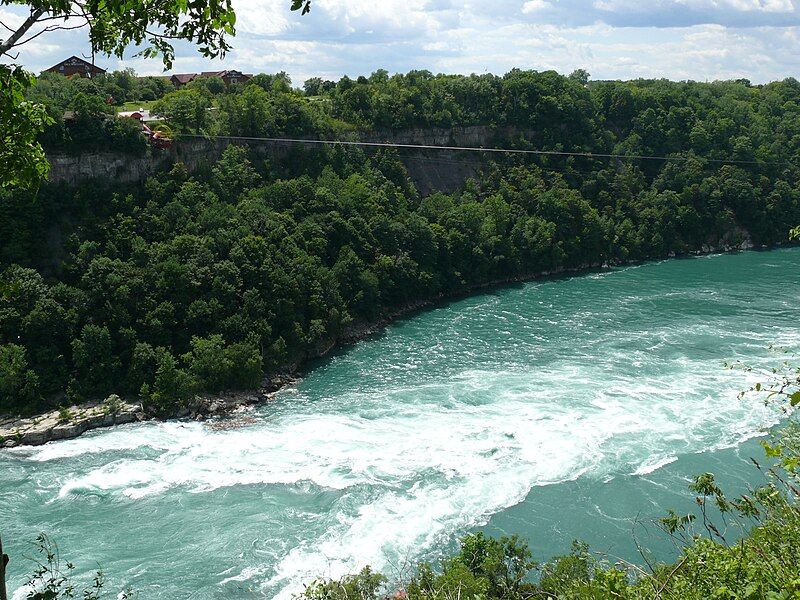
[1,1,799,84]
[522,0,552,12]
[679,0,795,11]
[0,7,24,29]
[232,0,291,36]
[597,0,796,11]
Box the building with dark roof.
[44,56,106,78]
[170,70,252,87]
[170,73,198,86]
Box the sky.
[2,0,800,84]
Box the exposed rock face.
[45,126,535,195]
[0,399,143,448]
[47,152,173,185]
[0,377,299,448]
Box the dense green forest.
[1,69,799,414]
[26,67,800,163]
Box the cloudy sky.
[2,0,799,84]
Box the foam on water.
[2,249,798,599]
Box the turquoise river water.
[1,248,799,598]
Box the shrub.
[56,406,73,424]
[103,394,123,415]
[0,343,41,412]
[302,567,385,600]
[141,351,193,415]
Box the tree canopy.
[2,67,800,413]
[0,0,237,65]
[2,67,799,414]
[0,65,52,188]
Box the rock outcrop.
[0,397,143,448]
[45,125,536,195]
[0,375,300,448]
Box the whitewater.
[1,248,798,599]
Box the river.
[1,248,798,598]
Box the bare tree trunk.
[0,535,8,600]
[0,7,46,57]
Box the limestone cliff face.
[47,151,172,185]
[45,126,536,195]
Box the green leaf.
[291,0,312,14]
[761,441,783,457]
[0,65,53,188]
[791,391,800,406]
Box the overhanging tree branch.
[0,534,7,600]
[0,6,45,56]
[16,21,88,47]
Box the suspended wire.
[397,154,617,177]
[177,133,794,167]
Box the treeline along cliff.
[1,69,799,414]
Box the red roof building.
[44,56,106,79]
[170,70,252,87]
[218,70,252,86]
[170,73,198,86]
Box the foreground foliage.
[0,65,53,189]
[7,533,133,600]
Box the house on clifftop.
[44,56,106,78]
[201,69,252,86]
[170,69,252,87]
[170,73,198,86]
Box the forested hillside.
[2,69,799,414]
[27,68,800,164]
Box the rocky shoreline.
[0,239,769,450]
[0,373,298,449]
[0,398,142,448]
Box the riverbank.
[3,246,795,599]
[0,374,297,448]
[0,239,772,449]
[0,398,141,448]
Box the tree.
[141,351,192,415]
[68,324,120,401]
[182,334,262,393]
[211,144,261,198]
[218,84,273,136]
[0,343,41,410]
[303,76,324,96]
[0,65,52,188]
[568,68,590,85]
[152,88,211,133]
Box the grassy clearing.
[116,100,157,112]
